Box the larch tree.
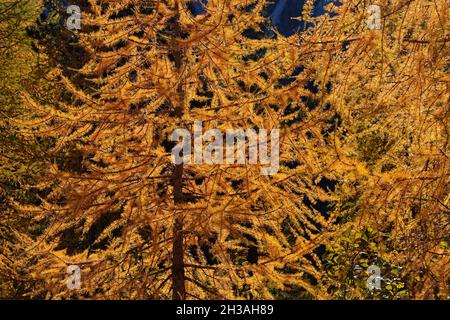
[0,0,53,298]
[22,0,448,300]
[301,0,449,299]
[24,0,351,299]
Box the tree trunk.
[170,7,186,300]
[172,162,185,300]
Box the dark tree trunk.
[170,8,186,300]
[171,162,185,300]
